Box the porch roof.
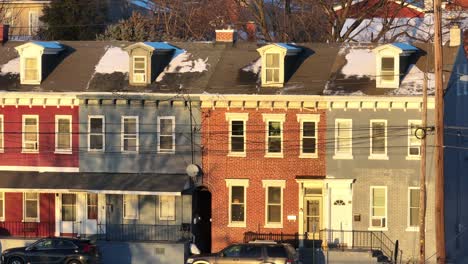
[0,172,189,195]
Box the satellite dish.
[186,164,201,177]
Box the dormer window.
[373,43,418,89]
[15,41,64,85]
[124,42,183,86]
[132,56,147,84]
[257,43,301,87]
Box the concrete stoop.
[299,248,379,264]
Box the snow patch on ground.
[0,57,20,75]
[95,46,129,74]
[156,52,209,82]
[387,65,435,95]
[242,58,261,75]
[341,48,375,79]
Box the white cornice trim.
[0,166,78,172]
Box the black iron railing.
[97,223,191,242]
[0,221,55,238]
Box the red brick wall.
[202,108,326,252]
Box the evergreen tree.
[39,0,109,40]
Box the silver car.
[186,241,298,264]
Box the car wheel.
[67,260,82,264]
[194,261,210,264]
[8,257,24,264]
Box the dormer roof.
[373,42,419,55]
[15,41,64,55]
[257,43,302,55]
[124,41,183,55]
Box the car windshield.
[33,239,55,250]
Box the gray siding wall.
[326,108,436,262]
[79,99,201,173]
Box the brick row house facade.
[0,27,465,263]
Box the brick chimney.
[246,21,256,42]
[449,23,461,47]
[0,24,9,44]
[215,29,237,43]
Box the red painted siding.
[1,192,55,237]
[0,106,79,168]
[202,108,327,252]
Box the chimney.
[246,21,256,42]
[449,24,461,47]
[0,24,9,44]
[215,28,237,43]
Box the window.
[263,114,285,157]
[370,187,387,229]
[22,115,38,152]
[55,116,72,153]
[226,179,249,227]
[0,192,4,221]
[408,120,422,158]
[24,193,39,222]
[0,115,3,152]
[157,117,175,153]
[159,196,175,221]
[297,114,319,158]
[24,57,39,82]
[370,120,387,159]
[335,119,352,158]
[265,53,280,84]
[88,116,104,151]
[263,180,285,228]
[226,113,249,157]
[133,56,146,84]
[381,57,395,82]
[122,116,138,152]
[123,194,138,219]
[28,11,39,35]
[87,194,98,220]
[34,239,54,250]
[62,194,76,221]
[408,188,420,230]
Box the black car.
[1,237,100,264]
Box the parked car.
[186,241,298,264]
[1,237,100,264]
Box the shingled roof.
[0,40,462,96]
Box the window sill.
[228,222,246,228]
[121,151,139,154]
[333,154,353,160]
[123,217,139,220]
[21,151,39,154]
[405,227,419,232]
[23,219,40,223]
[368,155,389,160]
[55,150,72,155]
[264,153,284,158]
[20,80,41,85]
[406,156,421,161]
[368,227,388,231]
[228,152,246,158]
[88,149,105,153]
[158,151,175,155]
[264,223,283,229]
[299,153,318,159]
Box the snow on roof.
[32,41,63,49]
[391,42,418,51]
[341,48,376,79]
[0,57,20,75]
[387,64,435,95]
[94,46,129,74]
[242,58,261,75]
[156,52,209,82]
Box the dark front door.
[192,187,212,253]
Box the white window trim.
[20,56,41,85]
[333,118,353,159]
[226,113,249,157]
[369,186,387,231]
[368,119,388,160]
[123,194,139,220]
[262,180,286,228]
[86,193,98,220]
[157,116,176,154]
[55,115,72,154]
[375,47,400,89]
[22,115,39,153]
[407,187,420,232]
[132,56,147,84]
[28,10,39,36]
[0,114,4,153]
[407,120,422,160]
[0,192,4,222]
[121,116,139,153]
[263,114,286,158]
[226,179,249,228]
[88,115,105,152]
[159,195,176,221]
[297,114,320,158]
[263,52,282,86]
[23,192,40,223]
[61,193,77,222]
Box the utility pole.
[433,0,446,262]
[419,73,428,264]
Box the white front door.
[61,193,78,235]
[326,180,354,248]
[83,193,98,235]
